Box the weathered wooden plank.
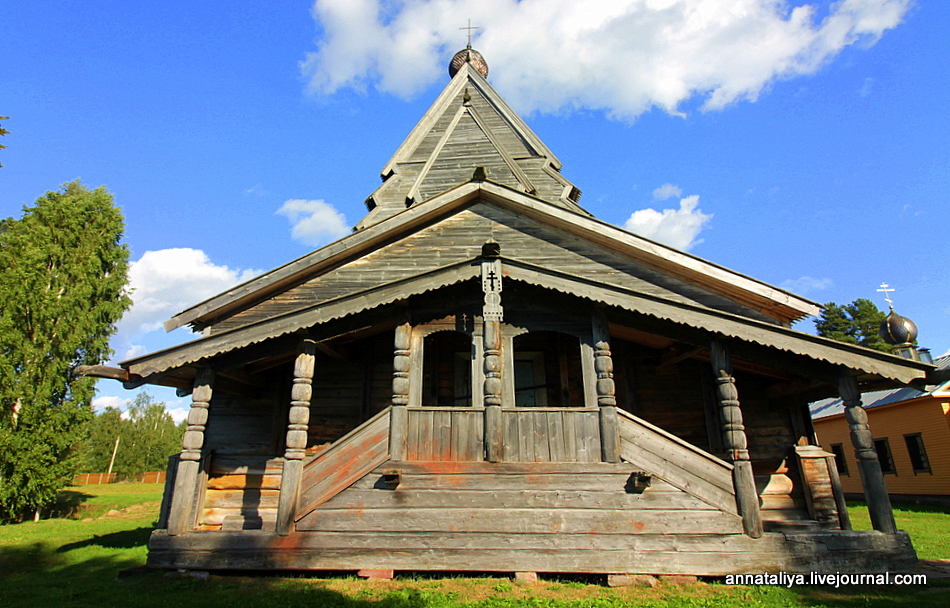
[317,487,721,511]
[378,461,644,475]
[204,489,280,510]
[548,411,565,462]
[300,408,390,487]
[295,409,391,518]
[209,456,285,476]
[206,474,283,491]
[562,409,577,463]
[620,437,736,514]
[148,530,916,575]
[296,507,742,534]
[581,410,601,463]
[202,507,279,526]
[618,409,733,485]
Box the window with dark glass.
[874,438,896,474]
[422,331,472,406]
[512,331,583,406]
[904,433,931,474]
[830,443,849,476]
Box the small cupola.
[877,282,925,361]
[449,46,489,78]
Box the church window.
[512,331,583,406]
[422,331,472,406]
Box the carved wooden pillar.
[276,339,316,536]
[167,367,214,535]
[839,375,897,533]
[592,309,620,463]
[710,341,763,538]
[481,244,504,462]
[390,310,411,461]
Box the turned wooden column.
[592,309,620,463]
[839,375,897,533]
[276,339,316,536]
[710,341,763,538]
[481,243,504,462]
[167,367,214,535]
[390,310,411,461]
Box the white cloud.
[624,194,712,251]
[276,199,350,247]
[117,248,261,337]
[652,183,683,201]
[859,77,874,97]
[164,399,191,424]
[302,0,911,119]
[91,395,129,412]
[780,275,834,295]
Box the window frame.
[904,433,932,474]
[873,437,896,475]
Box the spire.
[356,48,587,230]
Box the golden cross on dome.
[877,282,896,310]
[460,19,480,48]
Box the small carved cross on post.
[485,268,498,292]
[460,19,480,48]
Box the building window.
[830,443,849,476]
[512,331,583,406]
[874,438,896,474]
[422,331,472,406]
[904,433,931,474]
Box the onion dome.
[449,47,489,78]
[880,310,918,346]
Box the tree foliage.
[0,181,131,522]
[80,393,185,478]
[815,298,890,352]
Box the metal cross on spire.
[460,19,480,48]
[877,282,896,310]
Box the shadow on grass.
[46,489,94,519]
[57,526,154,552]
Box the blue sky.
[2,1,948,420]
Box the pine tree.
[0,181,131,522]
[815,298,889,352]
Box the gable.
[210,200,777,334]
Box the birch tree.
[0,181,131,522]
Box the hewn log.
[592,309,620,463]
[390,310,411,460]
[276,339,317,535]
[710,341,763,538]
[838,375,896,533]
[167,367,214,535]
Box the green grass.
[845,499,950,561]
[0,484,947,608]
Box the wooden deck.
[148,529,917,574]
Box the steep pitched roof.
[356,62,586,230]
[163,181,822,334]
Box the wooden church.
[82,46,938,576]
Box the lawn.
[0,484,947,608]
